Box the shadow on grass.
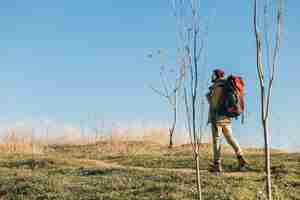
[77,167,125,177]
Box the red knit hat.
[213,69,225,79]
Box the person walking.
[206,69,248,173]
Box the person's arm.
[206,86,214,103]
[210,85,223,111]
[211,84,225,122]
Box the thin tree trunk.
[254,1,273,198]
[263,118,272,200]
[261,86,272,200]
[195,150,202,200]
[168,120,175,148]
[193,28,202,200]
[169,133,173,148]
[169,97,177,149]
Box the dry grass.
[95,140,165,155]
[91,127,171,155]
[0,130,45,154]
[0,126,287,157]
[0,126,172,155]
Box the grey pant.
[211,123,243,164]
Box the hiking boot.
[237,155,249,171]
[209,162,222,174]
[239,165,250,172]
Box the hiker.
[206,69,248,173]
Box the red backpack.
[221,75,245,119]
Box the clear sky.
[0,1,299,150]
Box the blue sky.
[0,1,299,150]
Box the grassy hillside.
[0,141,298,200]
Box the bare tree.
[171,0,212,199]
[150,49,184,148]
[253,0,283,199]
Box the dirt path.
[78,158,260,177]
[79,159,196,174]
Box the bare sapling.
[171,0,212,199]
[150,49,184,148]
[253,0,283,199]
